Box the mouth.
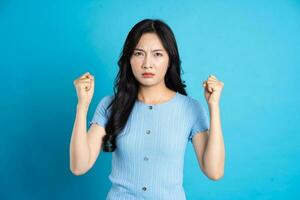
[142,73,155,78]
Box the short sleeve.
[188,99,210,142]
[88,95,113,128]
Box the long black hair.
[102,18,188,152]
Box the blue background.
[1,0,299,199]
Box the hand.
[202,74,224,106]
[73,72,95,107]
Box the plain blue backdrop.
[0,0,299,199]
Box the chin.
[138,80,159,87]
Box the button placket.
[142,103,153,193]
[144,105,151,161]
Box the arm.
[192,104,225,180]
[204,104,225,179]
[69,103,105,175]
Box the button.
[146,130,151,134]
[142,187,147,191]
[144,156,149,161]
[148,105,153,109]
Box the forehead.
[135,33,165,50]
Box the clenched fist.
[202,74,224,106]
[73,72,94,107]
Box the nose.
[142,55,153,69]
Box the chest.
[115,105,193,161]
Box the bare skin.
[69,32,225,179]
[131,33,226,180]
[193,74,225,180]
[69,72,106,175]
[130,32,176,104]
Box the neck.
[137,84,175,104]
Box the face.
[130,32,169,88]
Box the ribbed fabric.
[88,91,210,200]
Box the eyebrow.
[134,48,164,52]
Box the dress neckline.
[136,91,178,106]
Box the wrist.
[208,102,220,109]
[77,102,89,111]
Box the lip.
[142,72,155,77]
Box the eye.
[133,51,143,56]
[154,52,163,57]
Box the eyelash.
[133,52,163,57]
[134,52,142,56]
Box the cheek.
[130,58,139,69]
[155,58,169,73]
[130,59,142,77]
[131,56,144,66]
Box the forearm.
[69,103,90,175]
[203,103,225,179]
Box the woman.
[70,18,225,200]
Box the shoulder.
[177,93,202,108]
[101,94,115,102]
[178,94,207,118]
[97,94,115,109]
[188,96,204,109]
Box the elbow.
[203,161,225,181]
[70,167,87,176]
[208,172,224,181]
[204,166,224,181]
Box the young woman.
[70,18,225,200]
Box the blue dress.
[89,91,210,200]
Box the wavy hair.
[102,18,188,152]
